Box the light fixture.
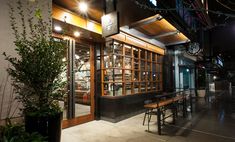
[213,76,217,80]
[79,1,88,13]
[74,31,80,37]
[62,58,66,62]
[186,69,190,72]
[54,25,62,32]
[75,54,80,59]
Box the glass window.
[152,53,156,62]
[125,70,132,81]
[133,47,139,58]
[113,42,123,55]
[134,58,139,70]
[140,82,146,92]
[101,40,163,96]
[147,62,151,71]
[133,82,139,93]
[125,45,132,57]
[134,71,139,81]
[125,57,132,69]
[153,82,157,90]
[125,83,132,95]
[140,49,146,59]
[113,55,123,68]
[113,83,123,96]
[152,72,157,81]
[141,60,145,71]
[141,71,146,81]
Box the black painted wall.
[99,92,160,122]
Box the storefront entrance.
[61,38,95,128]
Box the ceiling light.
[74,31,80,37]
[79,2,88,13]
[54,26,62,32]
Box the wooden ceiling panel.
[138,18,177,36]
[157,33,188,44]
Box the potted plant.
[3,0,67,141]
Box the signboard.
[101,11,119,37]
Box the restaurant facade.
[0,0,195,128]
[50,0,194,128]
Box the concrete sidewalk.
[62,98,235,142]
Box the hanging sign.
[101,11,119,37]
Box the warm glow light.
[62,58,66,62]
[79,2,88,13]
[54,26,62,32]
[75,54,80,59]
[74,31,80,37]
[87,22,94,30]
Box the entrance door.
[62,39,95,128]
[74,42,94,118]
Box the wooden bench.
[144,92,191,135]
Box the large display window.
[100,40,163,96]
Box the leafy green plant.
[3,0,67,117]
[0,118,46,142]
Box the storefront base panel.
[99,93,158,123]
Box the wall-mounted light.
[79,1,88,13]
[186,69,190,72]
[54,25,62,32]
[74,31,81,37]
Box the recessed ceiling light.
[79,2,88,13]
[74,31,80,37]
[54,26,62,32]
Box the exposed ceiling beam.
[165,40,190,46]
[128,14,162,29]
[151,30,180,39]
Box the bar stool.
[143,100,157,125]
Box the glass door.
[61,39,95,128]
[74,43,92,117]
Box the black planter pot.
[25,112,62,142]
